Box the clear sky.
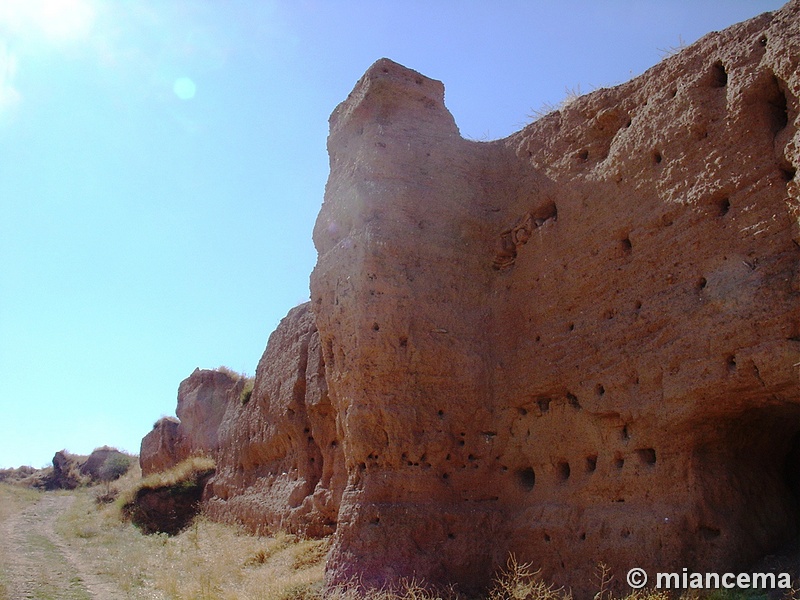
[0,0,786,469]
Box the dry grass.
[215,365,255,404]
[488,556,568,600]
[325,580,463,600]
[52,462,329,599]
[527,85,584,121]
[120,455,215,501]
[54,478,765,600]
[139,519,327,600]
[12,468,775,600]
[0,481,40,521]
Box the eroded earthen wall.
[139,369,244,477]
[140,2,800,596]
[205,303,346,537]
[310,2,800,595]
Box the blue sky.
[0,0,785,469]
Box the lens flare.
[173,77,196,100]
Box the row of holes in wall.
[572,56,795,184]
[359,447,657,489]
[536,523,721,545]
[513,447,657,493]
[402,522,721,543]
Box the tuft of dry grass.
[216,365,251,381]
[241,377,255,404]
[527,85,584,122]
[621,592,671,600]
[325,578,463,600]
[215,365,255,404]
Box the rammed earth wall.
[310,2,800,595]
[143,2,800,597]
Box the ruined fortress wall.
[141,2,800,597]
[204,303,346,538]
[310,2,800,595]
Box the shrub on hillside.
[99,453,132,483]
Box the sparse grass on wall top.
[214,365,255,404]
[123,455,215,497]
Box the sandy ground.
[1,493,132,599]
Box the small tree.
[98,453,131,494]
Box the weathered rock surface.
[47,450,83,490]
[309,2,800,596]
[139,369,246,476]
[140,2,800,596]
[177,369,246,457]
[140,305,345,537]
[140,417,181,476]
[205,302,346,537]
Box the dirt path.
[1,493,131,600]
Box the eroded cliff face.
[205,303,346,537]
[140,369,245,477]
[140,417,181,476]
[141,2,800,596]
[140,304,345,537]
[310,2,800,595]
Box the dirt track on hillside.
[1,493,131,599]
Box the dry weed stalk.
[490,555,569,600]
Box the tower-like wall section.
[311,3,800,595]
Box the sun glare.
[0,0,96,44]
[0,42,20,114]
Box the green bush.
[99,453,132,483]
[240,380,254,405]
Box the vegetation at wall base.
[120,456,216,535]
